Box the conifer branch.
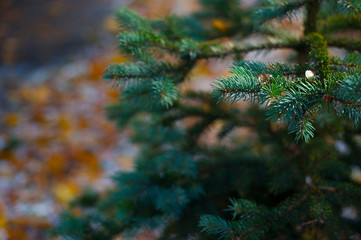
[336,0,361,17]
[254,0,308,23]
[330,61,361,68]
[320,14,361,33]
[104,62,176,83]
[327,38,361,52]
[118,34,179,54]
[322,94,361,108]
[196,41,302,59]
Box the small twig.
[301,218,320,227]
[318,186,337,192]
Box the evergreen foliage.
[54,0,361,239]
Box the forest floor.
[0,0,134,239]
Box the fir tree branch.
[115,8,150,31]
[268,89,324,123]
[119,36,179,54]
[330,61,361,68]
[236,225,262,239]
[285,192,310,213]
[320,14,361,34]
[299,218,321,228]
[196,41,302,59]
[318,182,361,204]
[206,222,236,234]
[230,193,311,239]
[318,186,337,192]
[254,0,308,23]
[327,38,361,52]
[336,0,361,17]
[322,94,361,108]
[215,88,261,103]
[343,53,361,65]
[119,30,301,60]
[104,62,176,82]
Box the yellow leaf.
[111,55,127,64]
[212,19,229,32]
[53,183,79,203]
[0,207,7,228]
[103,16,119,34]
[191,62,210,76]
[58,114,71,132]
[29,85,51,105]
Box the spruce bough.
[54,0,361,239]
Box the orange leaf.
[89,61,105,80]
[45,154,66,176]
[212,19,229,32]
[74,149,100,177]
[5,113,19,126]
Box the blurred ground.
[0,0,199,239]
[1,0,118,65]
[0,0,133,239]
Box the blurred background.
[0,0,201,239]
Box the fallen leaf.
[53,182,79,203]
